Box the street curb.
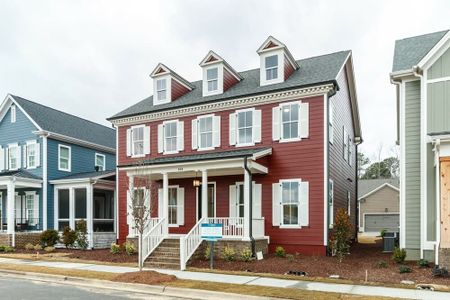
[0,269,275,300]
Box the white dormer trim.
[153,75,171,105]
[202,64,223,97]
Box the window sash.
[281,103,299,139]
[265,55,278,80]
[164,122,178,152]
[237,111,253,144]
[26,194,35,221]
[156,79,167,100]
[207,68,218,92]
[281,181,299,225]
[168,187,177,225]
[27,144,36,167]
[95,155,105,171]
[59,146,70,170]
[198,117,213,148]
[132,127,144,156]
[9,146,18,169]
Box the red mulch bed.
[189,241,450,285]
[113,271,176,285]
[13,248,138,264]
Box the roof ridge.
[395,29,449,42]
[10,94,114,132]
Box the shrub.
[34,244,43,251]
[329,208,353,263]
[399,265,412,273]
[204,245,212,260]
[380,229,387,237]
[62,226,77,249]
[110,243,121,254]
[275,246,286,257]
[240,247,253,262]
[0,245,15,253]
[124,241,136,256]
[40,229,59,247]
[44,246,55,252]
[24,243,35,251]
[376,260,388,268]
[286,254,295,262]
[222,245,236,261]
[417,259,429,268]
[75,220,89,250]
[392,247,407,264]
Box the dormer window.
[265,55,278,81]
[156,79,167,101]
[11,105,16,123]
[207,68,218,92]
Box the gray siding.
[427,80,450,133]
[404,80,421,250]
[427,47,450,80]
[359,186,399,230]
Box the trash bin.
[383,232,397,252]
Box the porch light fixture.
[193,171,201,187]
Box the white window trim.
[11,105,16,123]
[235,108,255,147]
[202,65,224,97]
[25,191,37,223]
[196,114,215,151]
[260,49,285,86]
[153,75,171,105]
[329,102,334,144]
[58,144,71,172]
[130,124,146,158]
[167,185,179,227]
[163,120,179,155]
[347,190,351,216]
[279,179,302,229]
[8,143,19,171]
[279,101,301,143]
[95,153,106,171]
[329,179,334,228]
[26,140,37,169]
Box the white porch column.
[87,184,94,249]
[128,175,134,237]
[201,170,208,219]
[7,180,15,246]
[243,170,251,240]
[162,173,169,235]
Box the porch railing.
[131,218,160,237]
[0,218,41,232]
[204,217,245,238]
[180,217,204,270]
[140,217,168,264]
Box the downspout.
[244,156,256,257]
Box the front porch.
[123,147,271,269]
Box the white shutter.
[272,183,281,226]
[329,103,334,143]
[127,190,133,225]
[22,145,27,168]
[4,148,8,170]
[177,187,185,226]
[299,181,309,227]
[144,126,151,155]
[191,119,198,150]
[272,106,280,141]
[158,188,163,218]
[229,185,237,218]
[35,142,40,167]
[348,137,353,166]
[177,121,184,151]
[126,128,132,157]
[300,102,309,139]
[229,113,236,145]
[0,147,4,171]
[213,115,221,147]
[253,183,262,219]
[33,194,40,226]
[253,110,262,143]
[17,146,22,169]
[343,127,348,160]
[158,124,164,153]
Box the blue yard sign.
[201,223,223,241]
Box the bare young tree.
[126,164,155,271]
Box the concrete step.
[151,249,180,257]
[146,256,180,264]
[144,261,180,269]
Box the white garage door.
[364,214,399,232]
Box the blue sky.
[0,0,448,161]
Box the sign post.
[201,223,223,269]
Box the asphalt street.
[0,276,186,300]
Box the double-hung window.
[237,110,253,145]
[281,181,299,226]
[168,187,178,226]
[58,145,71,172]
[156,79,167,101]
[265,55,278,81]
[164,121,178,153]
[199,116,213,149]
[158,120,183,154]
[281,102,299,140]
[27,142,37,168]
[132,126,144,157]
[206,68,218,92]
[95,153,105,171]
[8,144,19,170]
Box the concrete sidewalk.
[0,257,448,300]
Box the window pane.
[157,90,166,100]
[169,207,177,224]
[58,221,70,231]
[244,111,252,126]
[207,186,215,218]
[60,147,69,159]
[282,123,291,139]
[265,55,278,68]
[168,188,177,205]
[208,80,218,92]
[290,122,298,139]
[282,106,291,122]
[283,204,298,225]
[207,68,218,80]
[237,112,245,128]
[58,189,70,219]
[157,79,166,90]
[291,104,299,121]
[75,189,87,219]
[94,190,114,219]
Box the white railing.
[180,217,204,270]
[252,218,265,238]
[131,218,160,237]
[205,217,244,238]
[140,217,167,264]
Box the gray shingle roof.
[110,51,351,120]
[120,147,271,167]
[0,170,42,180]
[11,95,116,150]
[392,30,449,72]
[358,178,399,199]
[54,170,115,181]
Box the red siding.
[284,55,295,81]
[117,95,326,254]
[223,68,239,92]
[171,79,190,101]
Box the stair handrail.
[141,217,167,263]
[180,217,205,270]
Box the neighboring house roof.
[49,170,115,184]
[109,51,351,120]
[358,178,399,200]
[120,147,272,167]
[392,30,449,73]
[8,95,116,150]
[0,170,42,180]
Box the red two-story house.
[108,36,362,270]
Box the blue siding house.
[0,94,116,248]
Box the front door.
[197,184,215,220]
[441,158,450,248]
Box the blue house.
[0,94,116,248]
